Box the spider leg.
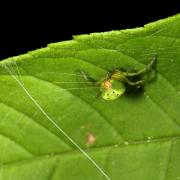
[124,77,144,86]
[125,55,157,77]
[79,70,99,86]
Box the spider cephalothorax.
[80,56,156,100]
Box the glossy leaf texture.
[0,14,180,180]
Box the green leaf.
[0,14,180,180]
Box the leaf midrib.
[1,135,180,169]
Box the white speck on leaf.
[124,141,129,145]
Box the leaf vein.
[0,101,71,150]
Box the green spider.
[80,56,156,100]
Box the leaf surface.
[0,14,180,180]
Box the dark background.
[0,1,179,60]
